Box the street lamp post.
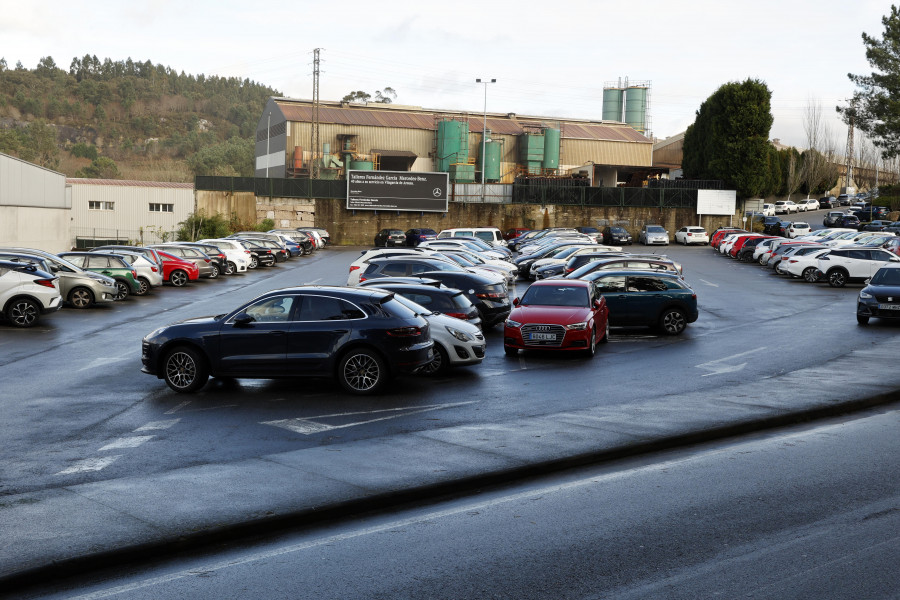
[476,78,496,202]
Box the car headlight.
[505,319,522,328]
[859,291,873,299]
[446,326,474,342]
[566,322,588,330]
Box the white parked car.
[823,231,883,248]
[0,260,62,327]
[347,247,440,285]
[752,238,781,262]
[797,199,820,211]
[787,222,811,238]
[773,245,826,274]
[419,240,510,261]
[762,203,775,216]
[197,239,251,274]
[774,200,799,214]
[675,227,709,245]
[781,248,834,281]
[814,247,900,287]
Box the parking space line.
[135,419,181,431]
[262,401,478,435]
[56,456,121,475]
[165,401,192,414]
[98,436,155,451]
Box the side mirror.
[50,265,59,272]
[233,313,255,326]
[593,299,602,309]
[513,297,520,306]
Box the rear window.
[474,231,495,242]
[451,291,474,309]
[646,226,665,233]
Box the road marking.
[165,401,191,414]
[98,436,155,451]
[134,419,181,431]
[77,356,130,372]
[698,279,719,288]
[696,346,767,377]
[262,401,478,435]
[56,456,121,475]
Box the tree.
[802,100,837,195]
[841,5,900,158]
[682,79,774,198]
[341,87,397,104]
[341,90,371,103]
[76,157,120,179]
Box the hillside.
[0,55,280,182]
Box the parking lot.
[2,235,898,501]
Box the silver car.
[149,244,215,279]
[107,250,164,294]
[639,225,670,246]
[0,247,118,309]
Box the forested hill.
[0,55,280,182]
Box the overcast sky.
[1,0,891,152]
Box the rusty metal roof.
[275,99,650,144]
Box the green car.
[58,252,141,300]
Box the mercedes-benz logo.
[432,188,442,197]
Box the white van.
[437,227,505,248]
[762,204,775,216]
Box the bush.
[177,210,232,241]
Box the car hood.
[85,272,116,285]
[510,305,593,323]
[863,283,900,296]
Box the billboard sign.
[696,189,736,215]
[346,170,449,212]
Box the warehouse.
[255,97,653,190]
[0,152,70,253]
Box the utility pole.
[476,78,496,202]
[845,103,855,193]
[310,48,322,180]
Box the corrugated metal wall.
[0,153,68,209]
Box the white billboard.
[697,189,736,215]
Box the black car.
[514,241,592,275]
[178,242,230,275]
[601,226,633,245]
[232,238,277,267]
[405,228,438,246]
[761,216,783,235]
[859,220,893,232]
[359,258,510,327]
[857,265,900,325]
[818,196,836,209]
[374,229,407,247]
[838,215,861,228]
[357,281,482,328]
[141,286,433,395]
[562,252,627,276]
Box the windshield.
[520,285,589,307]
[647,226,665,233]
[871,268,900,285]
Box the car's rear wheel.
[169,270,189,287]
[659,308,687,335]
[163,346,209,393]
[135,277,151,296]
[6,298,39,327]
[68,286,94,309]
[420,344,450,376]
[338,348,387,394]
[113,280,130,300]
[828,269,847,288]
[803,267,819,283]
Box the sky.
[0,0,891,153]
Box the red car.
[710,228,747,249]
[503,279,609,357]
[156,250,200,287]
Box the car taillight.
[131,270,138,278]
[476,292,506,300]
[445,312,471,320]
[151,266,159,272]
[35,278,56,288]
[245,250,251,255]
[349,265,360,272]
[387,326,422,337]
[204,258,211,263]
[359,276,367,282]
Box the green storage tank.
[602,88,625,121]
[349,160,374,170]
[518,133,544,163]
[542,128,560,170]
[481,140,502,182]
[436,120,469,172]
[625,86,648,132]
[449,163,476,183]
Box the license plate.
[878,304,900,310]
[529,332,556,341]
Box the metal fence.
[195,176,697,208]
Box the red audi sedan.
[156,250,200,287]
[503,279,609,357]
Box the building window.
[88,201,115,210]
[149,203,174,212]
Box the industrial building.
[0,152,70,253]
[255,97,653,189]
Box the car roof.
[529,278,592,287]
[587,269,681,278]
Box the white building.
[67,179,194,247]
[0,152,71,253]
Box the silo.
[542,128,560,170]
[602,87,625,122]
[436,119,469,172]
[480,135,502,182]
[624,86,649,133]
[349,160,374,170]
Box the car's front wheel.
[659,308,687,335]
[504,345,518,357]
[163,346,209,393]
[420,344,450,376]
[828,269,847,288]
[585,326,597,358]
[68,286,94,309]
[338,348,387,394]
[6,297,40,327]
[857,313,870,325]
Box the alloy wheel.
[8,299,38,327]
[170,270,188,287]
[69,287,93,309]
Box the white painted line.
[56,456,121,475]
[134,419,181,432]
[696,346,767,377]
[177,404,238,413]
[698,278,719,288]
[98,436,155,451]
[305,278,322,284]
[165,401,191,414]
[77,356,130,372]
[262,401,478,435]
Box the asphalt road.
[18,407,899,599]
[2,219,895,501]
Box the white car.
[798,199,820,211]
[773,245,826,274]
[418,240,509,261]
[347,248,441,285]
[787,222,811,238]
[781,248,834,281]
[823,231,882,248]
[720,233,759,256]
[675,227,709,245]
[814,247,900,287]
[0,260,62,327]
[762,203,775,216]
[197,239,251,274]
[106,250,164,294]
[795,228,851,242]
[752,238,781,262]
[774,200,798,214]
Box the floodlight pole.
[476,78,496,202]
